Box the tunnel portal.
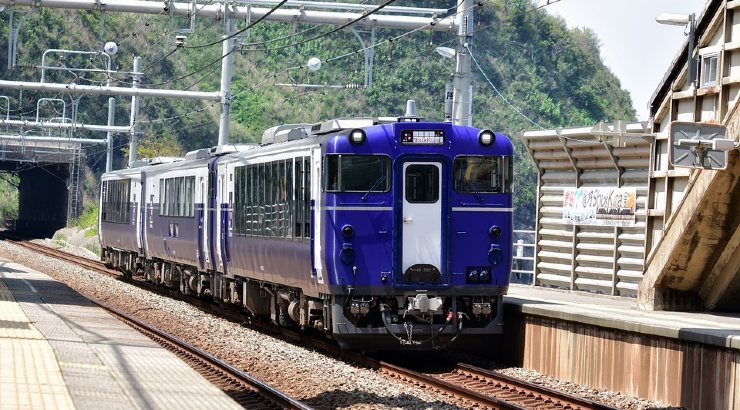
[0,139,83,237]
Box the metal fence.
[511,230,535,284]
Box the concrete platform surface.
[0,257,241,410]
[506,284,740,350]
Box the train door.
[144,176,154,258]
[132,177,142,253]
[215,162,229,274]
[204,159,218,273]
[311,147,324,285]
[400,161,444,284]
[138,171,146,256]
[197,174,206,271]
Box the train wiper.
[468,183,484,202]
[362,175,386,200]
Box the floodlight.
[656,13,691,26]
[307,57,322,71]
[435,47,456,59]
[104,42,118,55]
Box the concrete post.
[129,56,141,166]
[453,0,473,127]
[106,97,115,172]
[217,15,235,146]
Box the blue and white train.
[99,106,513,349]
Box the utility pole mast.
[129,56,142,165]
[218,9,236,146]
[453,0,474,127]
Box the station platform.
[0,257,241,410]
[506,284,740,350]
[503,285,740,409]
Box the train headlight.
[341,224,355,238]
[479,269,490,282]
[488,245,503,265]
[478,129,495,146]
[467,269,479,283]
[340,244,355,265]
[349,129,366,145]
[489,225,501,238]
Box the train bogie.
[99,112,513,350]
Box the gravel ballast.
[0,239,675,410]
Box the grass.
[52,233,67,248]
[73,205,99,238]
[84,243,101,256]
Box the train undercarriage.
[102,247,502,349]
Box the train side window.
[246,166,252,235]
[186,176,195,217]
[258,163,266,236]
[158,176,196,218]
[325,155,339,191]
[286,160,293,240]
[234,165,245,236]
[208,170,215,200]
[102,179,131,224]
[304,157,311,238]
[250,165,257,236]
[159,179,165,215]
[294,158,303,240]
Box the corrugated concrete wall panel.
[520,315,739,409]
[522,123,652,296]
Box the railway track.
[0,235,310,410]
[8,236,618,410]
[98,300,311,410]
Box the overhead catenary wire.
[129,0,292,87]
[282,0,472,72]
[140,0,401,89]
[465,43,545,130]
[184,0,290,49]
[246,0,398,53]
[5,0,516,141]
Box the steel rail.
[0,235,311,410]
[97,300,312,410]
[9,237,618,410]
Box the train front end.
[321,119,513,349]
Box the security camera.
[104,41,118,55]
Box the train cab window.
[454,156,512,194]
[405,164,439,203]
[324,155,391,193]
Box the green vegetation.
[73,204,99,238]
[84,243,101,256]
[0,0,636,229]
[0,175,19,222]
[52,233,67,247]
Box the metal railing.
[511,230,535,285]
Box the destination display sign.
[401,129,445,145]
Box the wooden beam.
[700,225,740,310]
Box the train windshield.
[454,155,512,194]
[325,155,391,192]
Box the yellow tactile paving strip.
[0,281,75,410]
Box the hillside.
[0,0,636,228]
